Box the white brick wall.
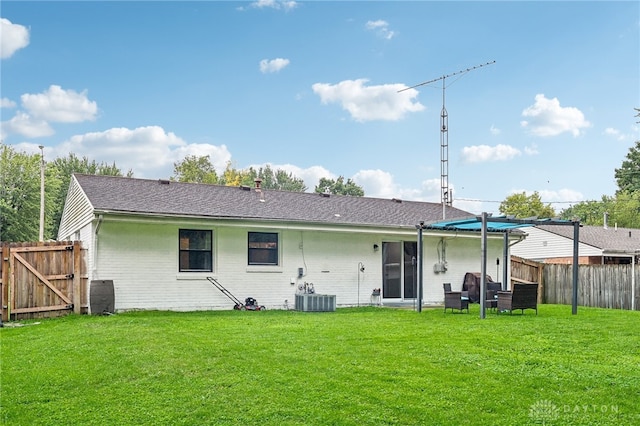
[92,217,508,311]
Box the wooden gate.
[1,241,87,321]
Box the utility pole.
[39,145,45,242]
[399,60,495,219]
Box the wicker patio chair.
[497,283,538,315]
[443,283,469,313]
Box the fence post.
[73,240,82,314]
[1,244,9,322]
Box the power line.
[455,198,639,205]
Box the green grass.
[1,305,639,425]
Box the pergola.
[417,214,581,318]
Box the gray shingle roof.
[536,224,640,252]
[74,174,473,228]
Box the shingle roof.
[536,224,640,252]
[73,174,473,228]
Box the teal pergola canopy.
[416,214,580,317]
[425,216,572,232]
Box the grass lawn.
[1,304,639,425]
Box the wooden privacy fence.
[510,256,544,303]
[543,263,639,311]
[1,241,87,321]
[511,256,639,310]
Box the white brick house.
[58,174,519,312]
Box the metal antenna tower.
[400,60,495,219]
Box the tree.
[0,149,130,242]
[314,176,364,196]
[219,161,253,187]
[608,190,640,228]
[498,191,555,219]
[0,145,41,242]
[614,140,640,194]
[172,155,218,184]
[174,157,308,192]
[559,196,613,225]
[247,164,307,192]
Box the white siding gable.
[511,226,601,261]
[57,175,95,240]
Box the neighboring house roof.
[70,174,473,228]
[533,224,640,253]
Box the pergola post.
[480,212,487,319]
[502,232,509,291]
[572,221,580,315]
[416,222,424,313]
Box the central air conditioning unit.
[295,294,336,312]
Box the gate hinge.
[66,273,74,279]
[65,245,73,251]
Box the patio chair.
[444,283,469,299]
[497,283,538,315]
[443,283,469,313]
[485,282,502,311]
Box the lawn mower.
[206,277,266,311]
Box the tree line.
[0,147,363,242]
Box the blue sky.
[1,0,638,215]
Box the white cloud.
[1,111,54,138]
[603,127,628,141]
[312,79,424,122]
[247,0,298,11]
[537,189,584,203]
[1,98,17,108]
[354,169,408,199]
[55,126,232,178]
[21,85,98,123]
[0,18,30,59]
[350,170,440,202]
[524,143,539,155]
[489,124,501,135]
[520,94,591,137]
[460,144,521,163]
[365,20,395,40]
[259,58,290,73]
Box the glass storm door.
[382,242,417,300]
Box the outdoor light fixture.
[373,244,379,252]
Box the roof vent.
[158,179,170,185]
[240,185,251,191]
[392,198,402,203]
[320,192,330,198]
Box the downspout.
[93,214,103,280]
